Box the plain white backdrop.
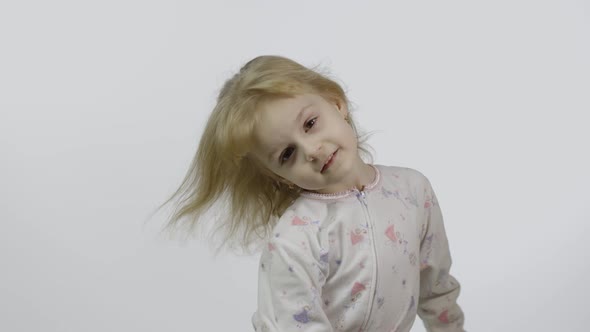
[1,1,589,331]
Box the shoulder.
[261,200,330,268]
[269,199,326,243]
[375,164,431,192]
[375,163,427,179]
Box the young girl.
[159,55,466,332]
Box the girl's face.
[251,93,365,194]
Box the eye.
[279,146,295,164]
[278,117,318,164]
[305,118,317,129]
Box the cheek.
[341,124,358,145]
[291,173,319,189]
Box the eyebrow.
[267,103,313,163]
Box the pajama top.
[251,164,465,332]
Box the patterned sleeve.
[251,213,333,332]
[417,174,466,332]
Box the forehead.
[252,94,320,153]
[256,94,317,132]
[261,93,320,115]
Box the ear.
[335,99,349,119]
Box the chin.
[301,184,321,191]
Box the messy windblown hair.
[152,55,374,254]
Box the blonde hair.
[153,55,374,254]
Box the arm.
[251,215,333,332]
[417,175,466,332]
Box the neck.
[311,160,376,194]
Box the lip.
[321,149,338,173]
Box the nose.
[302,141,323,162]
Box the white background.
[1,1,589,331]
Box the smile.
[321,149,338,173]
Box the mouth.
[321,149,338,173]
